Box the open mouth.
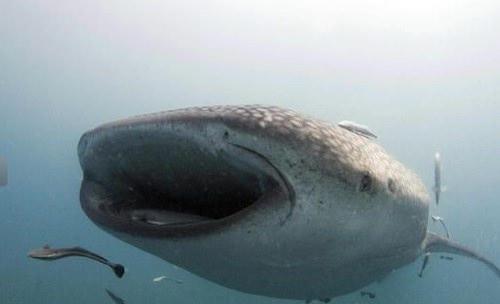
[78,120,289,237]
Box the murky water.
[1,1,499,303]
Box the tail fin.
[111,264,125,278]
[424,232,500,278]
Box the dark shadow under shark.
[77,105,499,300]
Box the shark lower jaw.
[78,120,288,238]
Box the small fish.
[28,245,125,278]
[440,255,454,261]
[152,275,183,284]
[153,275,167,282]
[0,156,7,186]
[418,252,431,278]
[130,209,211,226]
[105,288,126,304]
[431,215,450,239]
[337,121,377,139]
[360,291,376,299]
[433,152,446,205]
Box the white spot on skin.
[263,115,273,122]
[291,119,302,128]
[311,132,322,140]
[103,104,429,204]
[306,121,319,130]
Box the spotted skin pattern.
[92,105,428,209]
[79,105,500,300]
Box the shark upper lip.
[78,119,290,238]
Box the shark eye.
[360,173,372,192]
[388,178,396,193]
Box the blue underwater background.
[1,1,499,303]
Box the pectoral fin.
[423,232,500,278]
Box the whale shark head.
[78,105,431,299]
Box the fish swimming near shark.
[153,275,183,284]
[337,120,377,139]
[431,215,450,239]
[0,156,7,187]
[418,252,431,277]
[28,245,125,278]
[77,105,500,300]
[433,152,445,205]
[105,288,126,304]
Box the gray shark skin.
[78,105,500,300]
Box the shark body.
[78,105,499,300]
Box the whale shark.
[78,105,499,300]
